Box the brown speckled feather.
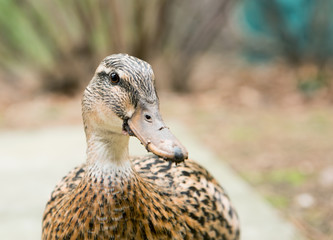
[43,156,239,240]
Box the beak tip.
[173,146,188,162]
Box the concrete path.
[0,124,304,240]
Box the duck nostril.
[144,114,152,122]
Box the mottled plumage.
[42,54,240,239]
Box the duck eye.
[110,72,120,84]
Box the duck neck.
[85,130,133,180]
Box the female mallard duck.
[42,54,240,240]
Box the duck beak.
[127,101,188,163]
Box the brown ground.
[0,61,332,240]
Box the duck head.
[82,54,188,163]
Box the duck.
[42,53,240,240]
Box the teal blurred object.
[237,0,333,64]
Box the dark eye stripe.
[97,71,109,80]
[119,80,139,106]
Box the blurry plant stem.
[0,0,232,94]
[109,0,125,52]
[169,0,232,92]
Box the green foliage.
[265,195,289,209]
[0,0,232,94]
[266,169,307,187]
[241,168,308,187]
[297,73,328,97]
[0,0,53,69]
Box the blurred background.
[0,0,332,239]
